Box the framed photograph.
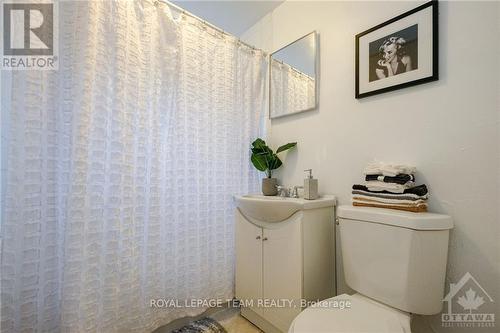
[355,0,438,99]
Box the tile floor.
[211,307,263,333]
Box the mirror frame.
[269,31,319,119]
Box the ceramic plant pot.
[262,178,278,196]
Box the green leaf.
[268,156,282,170]
[276,142,297,154]
[251,138,272,156]
[252,147,273,155]
[251,147,265,155]
[252,138,266,150]
[251,154,268,171]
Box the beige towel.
[353,201,428,213]
[353,196,427,206]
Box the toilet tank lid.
[337,205,453,230]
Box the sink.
[234,194,336,223]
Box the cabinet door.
[235,210,263,315]
[262,218,302,332]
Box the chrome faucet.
[276,185,288,197]
[291,186,303,198]
[276,185,303,198]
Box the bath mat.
[172,317,227,333]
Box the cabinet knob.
[262,237,268,241]
[256,236,261,240]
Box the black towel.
[365,174,414,184]
[353,184,428,196]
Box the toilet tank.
[337,205,453,315]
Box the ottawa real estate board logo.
[1,1,58,69]
[442,272,495,329]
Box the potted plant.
[250,138,297,196]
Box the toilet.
[289,205,454,333]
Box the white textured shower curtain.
[0,1,266,332]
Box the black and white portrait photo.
[355,1,438,98]
[369,25,418,82]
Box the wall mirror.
[270,31,318,119]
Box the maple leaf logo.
[457,288,485,313]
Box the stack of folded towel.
[352,161,428,212]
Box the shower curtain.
[270,59,315,116]
[0,1,266,332]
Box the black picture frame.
[355,0,439,99]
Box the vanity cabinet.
[235,215,264,315]
[234,196,336,333]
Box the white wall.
[242,1,499,332]
[1,72,11,230]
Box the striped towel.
[352,184,428,197]
[352,189,428,201]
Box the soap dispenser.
[303,169,318,200]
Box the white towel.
[363,161,417,177]
[365,180,415,194]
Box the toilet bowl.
[288,205,453,333]
[289,294,411,333]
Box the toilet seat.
[289,294,412,333]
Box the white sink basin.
[234,194,336,223]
